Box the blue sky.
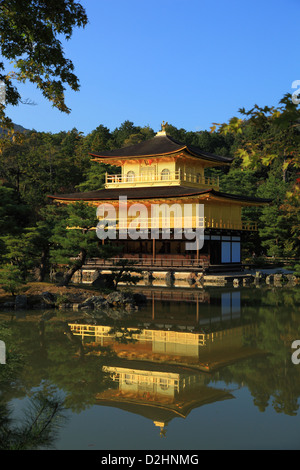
[4,0,300,135]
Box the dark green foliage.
[0,391,67,450]
[50,202,100,285]
[0,129,88,209]
[0,183,30,235]
[0,0,88,125]
[257,173,292,257]
[0,264,24,296]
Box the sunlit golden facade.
[50,125,269,269]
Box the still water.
[1,285,300,450]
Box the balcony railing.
[105,171,220,189]
[98,217,258,231]
[85,256,210,268]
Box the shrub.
[0,265,24,297]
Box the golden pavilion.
[49,123,269,271]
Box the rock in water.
[41,291,56,306]
[15,295,27,310]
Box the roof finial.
[161,121,168,131]
[154,421,167,438]
[155,121,168,137]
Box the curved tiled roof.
[89,134,233,165]
[48,186,271,204]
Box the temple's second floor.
[90,131,233,190]
[49,185,270,233]
[104,167,220,190]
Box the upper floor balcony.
[105,170,220,190]
[98,216,258,232]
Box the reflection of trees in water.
[1,287,300,422]
[0,324,116,448]
[0,319,114,415]
[0,322,24,398]
[108,321,142,344]
[215,288,300,416]
[0,390,67,450]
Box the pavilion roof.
[89,134,233,165]
[48,185,271,205]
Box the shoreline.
[0,266,298,311]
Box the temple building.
[49,123,269,271]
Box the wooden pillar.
[152,238,156,264]
[152,292,155,321]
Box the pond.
[0,285,300,450]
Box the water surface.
[1,285,300,450]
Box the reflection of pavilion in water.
[68,288,262,435]
[133,286,243,329]
[69,288,258,371]
[96,363,234,437]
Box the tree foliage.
[50,201,100,286]
[0,264,24,296]
[0,390,67,450]
[0,0,88,126]
[212,94,300,258]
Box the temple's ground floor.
[85,230,245,273]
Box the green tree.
[97,244,141,290]
[23,221,53,282]
[0,391,67,450]
[0,264,24,296]
[212,93,300,258]
[77,162,119,192]
[257,173,294,257]
[50,202,100,286]
[0,0,88,127]
[0,130,89,209]
[0,183,30,236]
[1,236,33,280]
[217,96,299,179]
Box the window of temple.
[125,374,134,385]
[159,378,169,391]
[161,168,170,180]
[126,171,135,182]
[141,167,155,181]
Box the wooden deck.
[83,257,243,273]
[85,256,209,270]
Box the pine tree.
[50,202,100,286]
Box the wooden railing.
[69,323,207,345]
[98,217,258,231]
[85,257,209,268]
[105,171,219,189]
